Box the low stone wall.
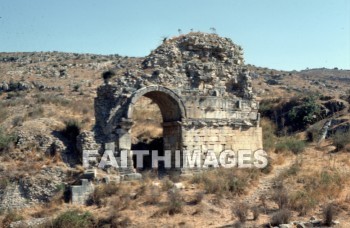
[182,125,262,154]
[71,179,94,205]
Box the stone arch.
[127,85,186,122]
[122,86,186,170]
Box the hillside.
[0,34,350,227]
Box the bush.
[192,191,204,205]
[323,203,334,226]
[275,137,306,154]
[306,122,323,142]
[28,106,45,118]
[145,185,161,205]
[0,177,9,190]
[270,209,291,226]
[289,191,317,216]
[49,210,95,228]
[261,118,277,152]
[165,189,183,215]
[277,160,302,180]
[232,203,249,223]
[286,96,322,130]
[161,177,174,191]
[261,156,273,174]
[97,212,131,227]
[0,128,16,153]
[304,171,343,199]
[332,130,350,151]
[272,187,289,209]
[90,183,120,207]
[251,206,260,220]
[191,168,257,197]
[12,115,26,126]
[260,96,322,133]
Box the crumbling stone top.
[143,32,244,68]
[106,32,254,99]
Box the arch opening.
[127,87,185,173]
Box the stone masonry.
[78,32,262,176]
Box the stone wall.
[78,32,263,175]
[182,125,262,154]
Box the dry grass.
[270,209,291,226]
[89,183,123,207]
[270,147,349,217]
[232,202,249,223]
[191,168,260,198]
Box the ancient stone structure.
[78,32,262,177]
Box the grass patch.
[0,128,16,153]
[232,202,249,223]
[261,118,277,152]
[275,137,306,154]
[1,210,24,228]
[289,190,317,216]
[270,209,291,226]
[48,210,95,228]
[332,130,350,152]
[191,168,260,197]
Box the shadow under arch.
[125,85,186,171]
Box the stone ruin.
[78,32,263,182]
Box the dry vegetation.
[1,53,350,227]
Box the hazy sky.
[0,0,349,70]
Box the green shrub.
[287,96,322,130]
[145,185,161,205]
[50,210,95,228]
[275,137,306,154]
[303,170,344,200]
[165,189,183,215]
[0,128,16,153]
[272,188,289,209]
[260,96,322,133]
[261,118,277,152]
[0,177,9,190]
[191,168,258,197]
[332,130,350,151]
[289,191,317,216]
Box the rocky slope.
[0,32,349,226]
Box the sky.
[0,0,349,71]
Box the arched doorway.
[120,86,186,172]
